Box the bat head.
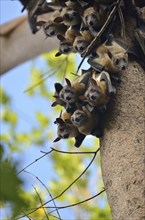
[61,7,80,26]
[55,35,73,56]
[71,109,87,126]
[73,36,89,54]
[85,12,100,28]
[59,78,78,104]
[85,78,102,106]
[52,80,77,113]
[54,118,71,140]
[108,51,128,71]
[83,6,100,28]
[43,22,58,37]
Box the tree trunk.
[100,60,145,219]
[100,3,145,218]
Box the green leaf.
[26,68,43,95]
[0,159,29,217]
[15,133,31,146]
[0,87,11,105]
[0,143,4,161]
[42,51,76,80]
[36,112,49,127]
[1,109,17,126]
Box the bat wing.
[135,27,145,57]
[80,72,91,85]
[74,133,86,148]
[87,58,104,72]
[98,71,116,94]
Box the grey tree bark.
[99,3,145,219]
[100,56,145,220]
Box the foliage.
[0,50,111,219]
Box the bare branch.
[24,170,62,220]
[20,209,34,220]
[33,186,49,220]
[16,148,100,219]
[17,149,53,175]
[45,147,99,154]
[24,56,69,93]
[45,189,105,210]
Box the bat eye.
[66,96,71,101]
[123,58,127,62]
[79,46,84,51]
[91,95,96,100]
[60,128,64,132]
[72,12,77,16]
[60,93,64,99]
[75,118,80,123]
[114,58,119,65]
[64,14,70,20]
[49,30,55,36]
[92,14,96,19]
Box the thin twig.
[24,170,62,220]
[42,213,62,220]
[77,0,122,73]
[17,149,53,175]
[20,209,33,220]
[45,189,106,210]
[24,57,68,93]
[33,186,49,220]
[24,69,57,93]
[41,147,98,155]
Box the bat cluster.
[52,68,117,147]
[19,0,145,147]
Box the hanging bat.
[88,36,128,73]
[52,71,91,112]
[53,111,86,147]
[71,106,103,137]
[84,70,116,109]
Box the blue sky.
[0,1,107,219]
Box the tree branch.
[0,15,58,76]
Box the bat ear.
[108,51,113,59]
[54,17,63,23]
[36,20,46,27]
[125,49,128,54]
[57,34,65,41]
[53,95,59,98]
[53,137,61,142]
[65,78,72,86]
[51,101,58,107]
[55,117,64,125]
[89,78,97,86]
[55,51,62,57]
[80,21,88,31]
[54,83,63,94]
